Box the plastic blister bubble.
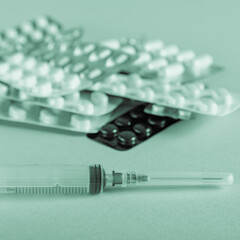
[0,82,123,116]
[91,73,240,116]
[101,38,223,83]
[87,104,179,151]
[0,95,130,133]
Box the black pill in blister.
[133,123,153,139]
[114,116,132,128]
[117,131,137,147]
[147,115,167,129]
[100,124,118,139]
[129,108,145,120]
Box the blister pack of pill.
[87,104,179,150]
[0,95,132,133]
[91,73,240,116]
[0,82,123,116]
[144,105,193,120]
[101,38,222,83]
[0,15,64,56]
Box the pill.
[73,47,83,56]
[18,91,29,100]
[0,62,10,75]
[128,74,143,88]
[69,62,85,74]
[147,115,167,129]
[35,16,49,28]
[105,57,115,68]
[115,54,128,64]
[101,39,120,49]
[39,109,57,125]
[77,100,94,115]
[169,92,186,107]
[100,124,118,139]
[37,63,50,76]
[70,114,92,131]
[144,40,164,52]
[83,44,96,54]
[200,98,218,114]
[130,108,145,120]
[133,123,153,139]
[91,92,109,108]
[55,55,71,67]
[8,53,24,65]
[10,68,23,82]
[215,88,233,105]
[177,50,195,63]
[191,54,213,76]
[47,97,65,108]
[9,104,27,120]
[122,46,136,55]
[88,69,102,80]
[30,30,44,42]
[22,74,37,89]
[20,22,34,33]
[5,28,18,39]
[114,116,132,128]
[133,52,152,65]
[23,57,37,70]
[65,74,80,89]
[47,24,59,35]
[160,45,179,58]
[142,87,155,101]
[146,58,168,70]
[164,63,184,79]
[51,68,65,82]
[34,80,52,96]
[117,131,137,147]
[113,83,127,94]
[64,92,81,103]
[0,84,8,96]
[99,49,112,59]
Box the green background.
[0,0,240,239]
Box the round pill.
[200,98,218,115]
[39,109,57,125]
[64,92,81,103]
[36,16,49,28]
[8,53,24,65]
[100,124,118,139]
[128,74,143,88]
[144,40,164,52]
[133,123,153,139]
[91,92,109,108]
[105,57,115,68]
[20,22,34,33]
[18,91,29,100]
[70,114,92,131]
[65,74,80,90]
[191,54,213,76]
[9,104,27,120]
[10,68,23,82]
[114,116,132,128]
[22,74,37,89]
[147,116,167,129]
[23,57,37,70]
[35,80,52,97]
[51,68,65,82]
[117,131,137,147]
[5,28,18,39]
[77,100,94,115]
[142,87,155,101]
[30,30,44,42]
[129,108,145,120]
[160,45,179,58]
[37,63,50,76]
[47,97,65,109]
[164,63,184,80]
[215,88,233,106]
[147,58,168,70]
[47,24,59,35]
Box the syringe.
[0,164,233,195]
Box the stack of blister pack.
[0,16,239,150]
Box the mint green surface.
[0,0,240,239]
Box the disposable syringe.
[0,164,233,195]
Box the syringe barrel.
[0,164,105,195]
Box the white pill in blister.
[105,58,115,68]
[71,114,92,131]
[164,63,184,79]
[128,74,143,88]
[36,16,49,28]
[31,30,44,42]
[9,104,27,120]
[214,88,233,106]
[91,92,109,107]
[47,97,65,108]
[56,55,71,67]
[40,109,57,125]
[133,52,152,66]
[88,69,102,80]
[0,84,8,96]
[23,57,37,70]
[65,74,80,89]
[0,62,10,75]
[35,80,52,96]
[77,100,94,114]
[142,87,155,101]
[47,24,59,34]
[115,54,128,65]
[20,22,34,33]
[144,40,164,52]
[5,28,18,39]
[73,47,83,56]
[22,74,38,89]
[147,58,168,70]
[191,54,213,75]
[83,44,96,54]
[169,92,186,107]
[37,63,50,76]
[177,50,196,63]
[10,68,23,82]
[101,39,120,49]
[51,68,65,82]
[71,62,86,73]
[160,45,179,58]
[99,49,112,59]
[199,98,218,114]
[113,83,127,94]
[8,53,24,65]
[64,92,81,103]
[16,35,28,44]
[122,46,136,55]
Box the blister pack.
[0,95,131,133]
[0,82,122,116]
[144,105,193,120]
[87,104,179,151]
[101,38,222,83]
[91,73,240,116]
[0,15,64,57]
